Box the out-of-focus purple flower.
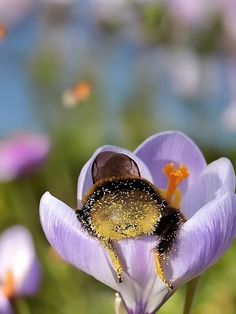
[166,0,216,28]
[217,0,236,43]
[0,133,50,182]
[40,131,236,314]
[0,226,41,313]
[0,0,35,26]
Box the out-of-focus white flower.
[43,0,73,5]
[87,0,130,25]
[167,50,202,100]
[222,100,236,131]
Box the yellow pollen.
[162,163,190,204]
[2,270,15,298]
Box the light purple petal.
[182,158,236,218]
[19,258,41,296]
[77,145,154,206]
[169,192,236,286]
[0,292,12,314]
[0,226,41,296]
[40,192,118,290]
[135,131,207,193]
[117,238,168,312]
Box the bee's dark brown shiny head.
[92,151,141,183]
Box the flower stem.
[10,298,31,314]
[183,277,200,314]
[10,298,20,314]
[115,293,127,314]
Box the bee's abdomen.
[77,177,165,241]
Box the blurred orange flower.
[0,25,7,40]
[62,81,92,109]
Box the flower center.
[161,163,190,207]
[1,270,15,299]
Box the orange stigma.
[162,163,189,205]
[2,270,15,298]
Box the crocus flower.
[40,131,236,314]
[0,133,50,182]
[0,226,41,314]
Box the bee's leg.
[101,239,123,283]
[153,250,173,290]
[153,209,183,290]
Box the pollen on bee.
[78,177,164,241]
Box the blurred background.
[0,0,236,313]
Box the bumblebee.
[76,151,186,290]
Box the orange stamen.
[163,163,189,203]
[2,270,15,298]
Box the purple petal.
[135,131,207,193]
[0,133,50,182]
[117,237,170,314]
[117,238,168,312]
[40,192,118,290]
[19,258,41,296]
[77,145,154,206]
[0,292,12,314]
[0,226,41,296]
[169,192,236,286]
[182,158,236,218]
